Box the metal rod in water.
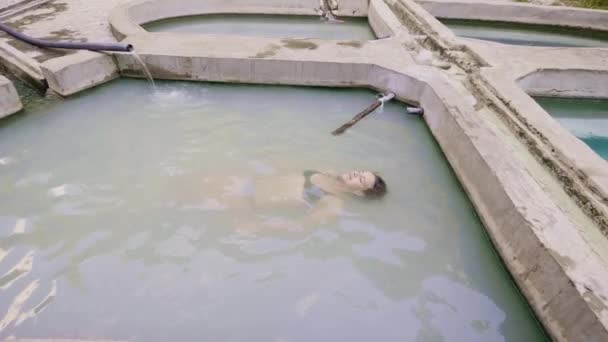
[0,22,132,52]
[320,0,342,22]
[332,93,395,136]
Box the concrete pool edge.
[417,0,608,32]
[3,0,608,340]
[40,50,120,97]
[0,75,22,118]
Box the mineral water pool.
[441,19,608,47]
[143,14,376,40]
[0,80,546,341]
[535,97,608,160]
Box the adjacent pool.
[0,80,546,341]
[441,19,608,47]
[535,97,608,160]
[143,14,376,40]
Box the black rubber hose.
[0,22,133,52]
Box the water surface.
[442,19,608,47]
[144,14,376,40]
[0,81,546,341]
[535,97,608,160]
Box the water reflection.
[0,81,545,341]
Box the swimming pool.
[143,14,376,41]
[0,80,546,341]
[441,19,608,47]
[535,97,608,160]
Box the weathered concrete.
[0,75,23,118]
[369,0,408,38]
[418,0,608,31]
[2,0,608,340]
[40,50,119,96]
[110,0,370,40]
[0,40,45,88]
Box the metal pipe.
[0,22,133,52]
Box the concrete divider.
[0,75,22,118]
[420,73,608,342]
[40,51,119,96]
[368,0,409,39]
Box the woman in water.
[228,170,387,231]
[302,170,387,204]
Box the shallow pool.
[143,14,376,40]
[535,97,608,160]
[0,81,545,341]
[441,19,608,47]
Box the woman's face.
[339,171,376,194]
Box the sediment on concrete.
[518,69,608,99]
[0,75,23,118]
[111,0,370,40]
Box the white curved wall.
[111,0,370,39]
[419,0,608,32]
[518,69,608,99]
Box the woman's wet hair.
[363,173,387,199]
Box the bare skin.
[188,171,381,232]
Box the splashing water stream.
[131,51,156,90]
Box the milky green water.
[143,14,376,40]
[0,80,546,341]
[441,19,608,47]
[535,97,608,160]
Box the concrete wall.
[111,0,370,40]
[40,51,120,96]
[418,74,608,342]
[418,0,608,31]
[368,0,402,38]
[0,75,23,119]
[518,69,608,99]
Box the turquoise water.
[0,80,545,341]
[144,14,376,40]
[535,97,608,160]
[441,19,608,47]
